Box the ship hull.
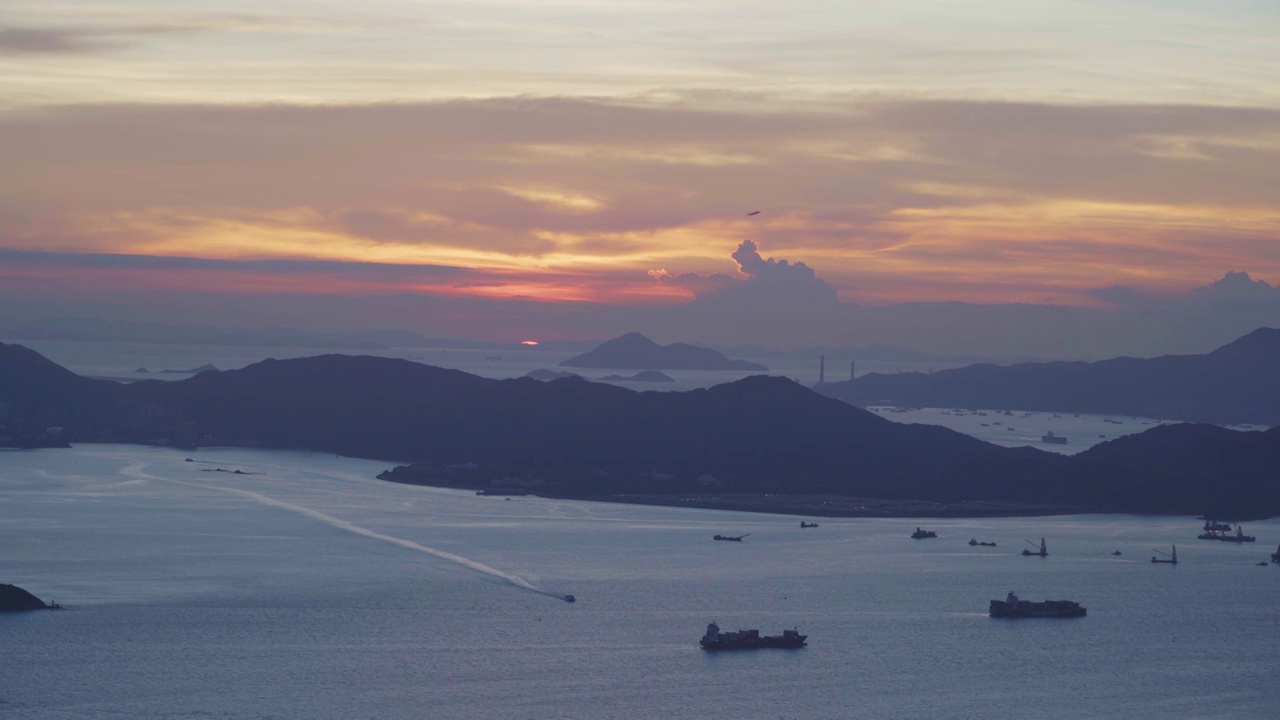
[700,636,808,651]
[1197,533,1255,543]
[989,600,1086,618]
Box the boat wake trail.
[124,462,572,602]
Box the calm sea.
[3,445,1277,719]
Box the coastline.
[378,474,1099,518]
[543,492,1098,519]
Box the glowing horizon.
[2,1,1279,343]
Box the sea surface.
[3,446,1278,719]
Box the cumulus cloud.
[651,240,838,306]
[1191,271,1280,309]
[1093,271,1280,312]
[646,269,739,297]
[732,239,831,292]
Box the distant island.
[159,363,220,375]
[817,328,1280,427]
[560,332,767,371]
[524,369,580,381]
[526,368,675,383]
[0,583,57,611]
[2,338,1278,518]
[599,370,675,383]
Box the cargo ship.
[1197,525,1256,543]
[968,538,997,547]
[911,527,938,539]
[1040,431,1068,445]
[699,622,807,650]
[989,592,1086,618]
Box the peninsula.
[817,328,1280,426]
[2,339,1278,518]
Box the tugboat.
[911,527,938,539]
[989,591,1086,618]
[713,534,749,542]
[968,538,997,547]
[1197,524,1256,543]
[699,621,807,650]
[800,522,819,529]
[1022,538,1048,557]
[1151,546,1177,564]
[1040,431,1068,445]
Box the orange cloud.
[2,97,1279,309]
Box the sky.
[2,1,1279,356]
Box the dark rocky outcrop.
[561,332,767,371]
[0,583,54,611]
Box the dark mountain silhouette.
[0,341,117,404]
[1065,423,1280,516]
[2,342,1278,516]
[817,328,1280,426]
[561,332,767,371]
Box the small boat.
[1151,546,1177,564]
[713,534,750,542]
[968,538,996,547]
[1257,562,1269,567]
[800,522,819,528]
[1111,550,1122,556]
[911,527,938,539]
[1022,538,1048,557]
[563,594,576,603]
